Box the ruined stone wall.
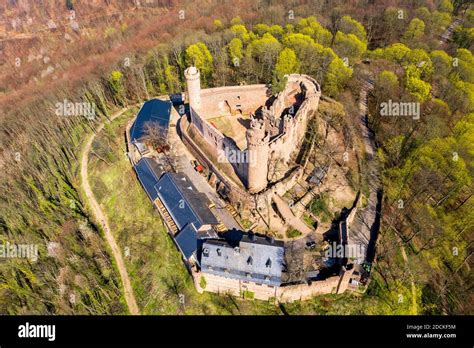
[191,108,248,181]
[267,75,321,171]
[256,167,303,209]
[190,108,226,151]
[179,116,253,207]
[186,75,321,202]
[199,85,268,118]
[267,79,301,119]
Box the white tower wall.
[184,66,201,112]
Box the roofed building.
[156,172,220,232]
[133,157,220,264]
[134,157,165,202]
[199,234,285,299]
[129,99,172,157]
[174,222,218,266]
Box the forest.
[0,0,472,315]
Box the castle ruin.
[182,66,321,215]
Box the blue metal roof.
[156,173,219,230]
[174,223,219,261]
[134,157,164,202]
[156,174,199,230]
[201,235,285,286]
[174,223,200,260]
[129,99,172,143]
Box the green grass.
[240,218,253,230]
[286,228,303,238]
[200,276,207,289]
[242,290,255,300]
[303,214,316,227]
[308,193,333,223]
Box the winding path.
[80,107,140,315]
[349,77,382,264]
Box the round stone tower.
[246,117,269,194]
[184,66,201,112]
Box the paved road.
[80,107,140,315]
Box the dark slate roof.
[129,99,172,143]
[308,165,328,185]
[174,223,219,261]
[156,173,219,230]
[200,235,285,286]
[134,157,165,202]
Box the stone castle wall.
[199,85,268,118]
[267,75,321,169]
[185,73,321,209]
[188,84,269,184]
[200,273,278,301]
[189,109,249,183]
[189,75,320,190]
[179,116,253,207]
[199,267,354,302]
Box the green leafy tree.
[185,43,213,85]
[275,47,299,75]
[402,18,425,47]
[416,7,452,36]
[438,0,454,13]
[296,16,332,46]
[323,56,353,97]
[453,112,474,164]
[431,11,452,35]
[282,33,334,81]
[213,19,223,31]
[454,48,474,84]
[379,70,398,84]
[415,7,431,23]
[246,33,281,66]
[403,48,433,79]
[453,27,474,51]
[285,23,294,34]
[230,16,242,25]
[271,73,288,95]
[333,31,367,64]
[370,43,411,63]
[339,15,367,42]
[452,80,474,112]
[453,8,473,49]
[227,38,243,65]
[283,32,317,51]
[269,25,284,40]
[253,23,270,36]
[109,70,125,105]
[430,50,452,77]
[376,70,399,94]
[405,65,431,101]
[230,24,250,42]
[372,71,400,131]
[382,7,407,43]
